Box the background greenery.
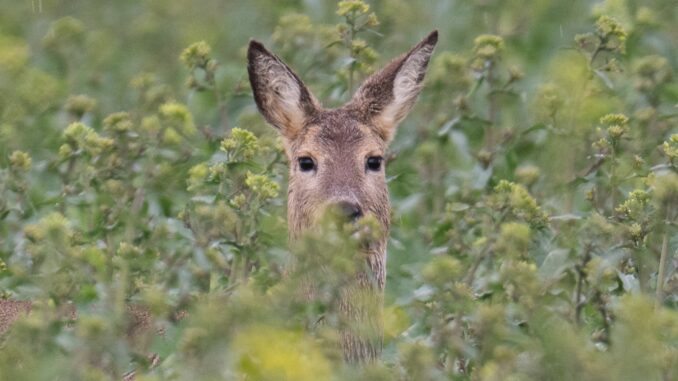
[1,0,677,380]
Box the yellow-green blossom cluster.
[353,213,385,245]
[585,256,617,286]
[349,38,378,62]
[653,172,678,206]
[232,325,332,381]
[335,0,380,85]
[187,163,209,192]
[42,16,85,50]
[24,212,72,245]
[599,113,629,142]
[221,127,259,161]
[0,36,29,72]
[428,52,471,92]
[9,150,31,172]
[633,55,672,93]
[626,222,645,244]
[336,0,370,17]
[245,172,279,200]
[636,7,659,28]
[61,122,114,158]
[473,34,504,61]
[661,134,678,162]
[180,41,212,69]
[615,189,650,220]
[159,101,196,137]
[422,256,463,286]
[65,94,96,118]
[116,242,142,258]
[231,193,247,209]
[180,41,217,90]
[16,69,61,112]
[515,165,541,186]
[595,15,627,53]
[103,111,133,133]
[534,83,564,122]
[575,15,627,67]
[494,180,548,227]
[499,260,539,308]
[497,222,532,258]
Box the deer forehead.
[289,111,386,160]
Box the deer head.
[248,31,438,250]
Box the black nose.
[335,201,363,221]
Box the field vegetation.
[0,0,677,380]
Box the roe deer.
[247,30,438,362]
[0,30,438,369]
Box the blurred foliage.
[1,0,678,380]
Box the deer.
[0,30,438,369]
[247,30,438,362]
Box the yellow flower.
[221,127,260,161]
[245,172,279,200]
[232,325,332,381]
[103,111,133,133]
[65,94,96,117]
[337,0,370,17]
[9,150,31,172]
[473,34,504,60]
[159,102,195,135]
[180,41,212,69]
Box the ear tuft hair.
[348,30,438,142]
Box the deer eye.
[298,156,316,172]
[366,156,383,172]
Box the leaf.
[593,69,614,89]
[413,285,434,301]
[471,164,493,189]
[364,28,384,37]
[549,214,582,222]
[539,249,572,280]
[437,116,460,137]
[618,271,640,293]
[447,202,470,212]
[396,193,423,214]
[386,173,401,184]
[191,195,215,204]
[340,57,357,68]
[325,40,344,49]
[520,123,547,137]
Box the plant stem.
[464,240,494,286]
[347,16,356,96]
[656,205,671,308]
[574,247,591,325]
[609,144,618,209]
[210,72,229,133]
[484,62,497,151]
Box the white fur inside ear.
[257,54,306,130]
[376,44,435,141]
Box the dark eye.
[366,156,383,172]
[298,156,316,172]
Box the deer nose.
[335,201,363,221]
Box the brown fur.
[0,299,32,335]
[248,30,438,362]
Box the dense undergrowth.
[0,0,677,380]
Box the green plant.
[0,1,676,380]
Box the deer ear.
[348,30,438,142]
[247,40,320,140]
